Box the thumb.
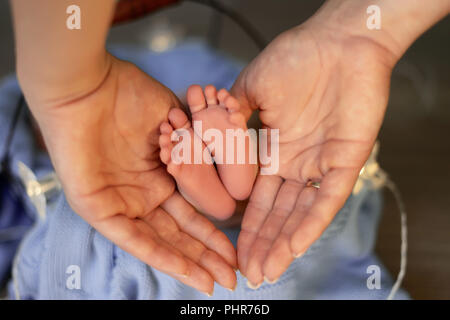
[230,68,256,122]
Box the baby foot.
[159,108,236,220]
[187,85,257,200]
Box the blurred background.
[0,0,448,299]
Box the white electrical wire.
[385,176,408,300]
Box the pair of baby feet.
[159,85,257,220]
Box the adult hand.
[231,5,400,287]
[26,55,237,294]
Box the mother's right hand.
[25,55,237,295]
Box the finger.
[229,71,255,121]
[245,180,302,286]
[92,213,189,277]
[237,175,283,276]
[261,233,292,284]
[257,180,303,244]
[262,186,316,282]
[161,192,237,269]
[290,168,359,256]
[142,206,236,291]
[244,238,272,288]
[165,260,215,296]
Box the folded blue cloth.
[0,41,409,299]
[0,77,52,286]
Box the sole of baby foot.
[186,85,257,200]
[159,108,236,220]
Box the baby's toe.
[159,134,172,148]
[159,133,183,177]
[217,88,230,107]
[159,143,172,165]
[187,84,207,114]
[159,122,175,165]
[168,108,191,130]
[224,95,240,113]
[204,85,218,106]
[160,121,173,135]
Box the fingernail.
[246,280,262,290]
[293,251,305,259]
[202,290,213,297]
[227,282,237,292]
[264,276,279,284]
[180,269,191,278]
